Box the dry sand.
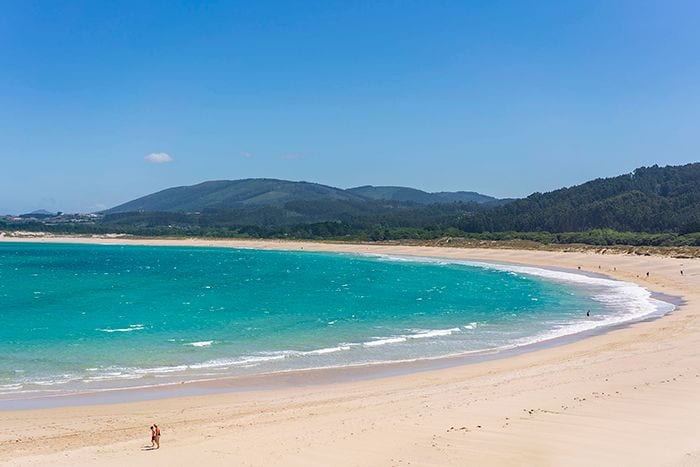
[1,236,699,466]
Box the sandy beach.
[1,236,699,466]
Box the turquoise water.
[0,242,669,398]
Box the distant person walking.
[154,424,161,449]
[150,425,156,448]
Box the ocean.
[0,242,673,400]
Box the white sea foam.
[77,326,471,386]
[77,326,468,383]
[370,253,674,345]
[96,324,144,333]
[189,354,289,370]
[83,372,143,382]
[187,341,214,347]
[75,352,319,384]
[133,365,189,374]
[0,383,22,390]
[363,336,407,347]
[298,345,353,355]
[362,327,461,347]
[409,328,461,339]
[27,375,81,387]
[49,328,471,388]
[468,260,669,331]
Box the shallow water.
[0,242,672,399]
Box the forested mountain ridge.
[346,186,500,205]
[105,179,367,213]
[105,179,500,214]
[458,163,700,233]
[6,163,699,246]
[102,164,700,234]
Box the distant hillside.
[8,164,699,246]
[347,186,500,205]
[458,163,700,233]
[105,179,500,214]
[19,209,57,219]
[105,179,367,214]
[347,185,436,204]
[100,164,700,239]
[434,191,506,205]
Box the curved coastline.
[0,235,698,466]
[0,241,678,409]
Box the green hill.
[105,179,500,214]
[433,191,505,205]
[8,163,699,246]
[458,163,700,233]
[347,185,437,204]
[105,179,367,214]
[347,185,499,205]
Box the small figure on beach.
[681,270,684,276]
[150,425,156,447]
[577,266,581,270]
[586,310,590,317]
[154,424,161,449]
[646,271,649,278]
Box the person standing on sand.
[154,424,161,449]
[150,425,156,448]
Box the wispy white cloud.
[145,152,174,164]
[241,151,253,158]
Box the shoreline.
[1,235,699,466]
[0,303,678,412]
[0,241,681,411]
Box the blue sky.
[1,1,699,213]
